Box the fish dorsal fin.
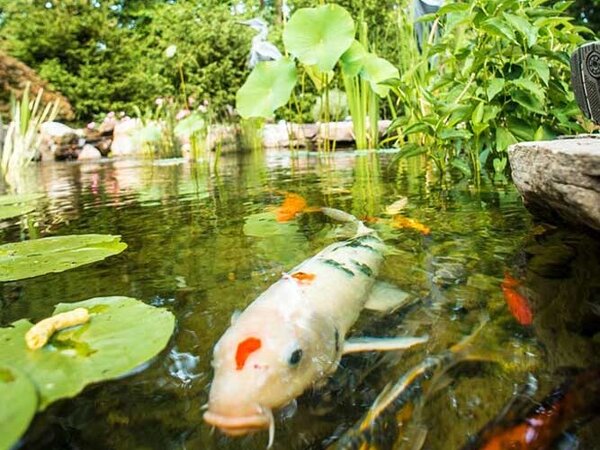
[364,281,412,312]
[343,335,428,354]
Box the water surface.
[1,150,599,449]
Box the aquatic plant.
[236,4,399,150]
[386,0,592,179]
[0,193,43,221]
[0,296,175,449]
[132,101,181,159]
[1,83,59,178]
[0,234,127,282]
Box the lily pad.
[243,211,300,238]
[0,296,175,410]
[236,58,298,119]
[0,234,127,282]
[0,193,44,221]
[340,40,367,78]
[0,366,37,450]
[283,4,355,72]
[174,113,205,137]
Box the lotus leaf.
[361,53,400,97]
[0,234,127,282]
[340,40,367,78]
[236,58,297,119]
[174,113,205,137]
[283,4,355,72]
[0,193,43,221]
[0,296,175,410]
[0,366,37,450]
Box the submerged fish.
[275,192,308,222]
[203,208,428,446]
[501,272,533,326]
[330,322,489,450]
[390,215,431,236]
[462,368,600,450]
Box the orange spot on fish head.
[275,193,307,222]
[235,337,262,370]
[391,215,431,235]
[291,271,316,284]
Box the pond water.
[1,150,599,450]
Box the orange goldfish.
[501,272,533,326]
[275,193,308,222]
[391,215,431,235]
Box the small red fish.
[501,272,533,326]
[275,193,307,222]
[291,271,316,284]
[235,337,261,370]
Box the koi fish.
[275,192,308,222]
[330,321,490,450]
[501,272,533,326]
[390,215,431,236]
[462,368,600,450]
[203,208,429,447]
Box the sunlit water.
[1,150,599,450]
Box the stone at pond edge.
[78,144,102,160]
[0,296,175,410]
[508,138,600,232]
[0,366,38,450]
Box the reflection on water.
[1,150,599,450]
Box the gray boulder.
[508,138,600,231]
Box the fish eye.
[288,348,303,366]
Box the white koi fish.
[203,208,428,447]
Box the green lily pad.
[0,234,127,282]
[236,58,298,119]
[0,296,175,410]
[243,211,300,237]
[361,53,400,97]
[0,193,44,221]
[174,113,205,137]
[283,4,355,72]
[0,366,37,450]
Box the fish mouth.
[203,410,270,435]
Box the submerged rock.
[508,138,600,231]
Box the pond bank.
[509,138,600,232]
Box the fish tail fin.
[321,207,373,236]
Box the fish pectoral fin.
[342,335,429,354]
[364,281,413,312]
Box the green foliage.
[237,3,398,151]
[0,297,175,433]
[0,234,127,282]
[387,0,592,178]
[1,84,59,178]
[0,366,37,450]
[0,1,250,121]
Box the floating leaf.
[0,193,43,221]
[243,211,300,237]
[283,4,355,72]
[0,366,37,450]
[0,234,127,282]
[236,58,297,119]
[361,53,400,97]
[0,297,175,410]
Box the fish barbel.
[203,208,428,447]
